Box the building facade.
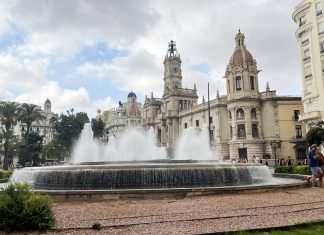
[293,0,324,130]
[101,31,307,163]
[98,92,143,140]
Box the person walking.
[308,144,323,187]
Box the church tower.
[160,40,198,149]
[225,30,263,161]
[163,40,182,94]
[44,99,51,112]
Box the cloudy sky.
[0,0,302,117]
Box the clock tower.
[163,40,182,94]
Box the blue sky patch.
[191,63,210,74]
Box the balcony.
[304,74,312,79]
[299,111,321,121]
[303,56,310,61]
[317,10,323,17]
[289,136,306,143]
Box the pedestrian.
[287,157,292,166]
[308,144,323,187]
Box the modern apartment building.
[293,0,324,130]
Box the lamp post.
[270,140,281,167]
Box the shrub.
[0,183,55,232]
[0,170,13,179]
[275,165,311,175]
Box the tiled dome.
[228,30,255,67]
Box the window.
[210,129,214,141]
[251,108,257,119]
[316,2,323,16]
[293,110,300,120]
[301,31,309,44]
[321,42,324,54]
[304,66,312,78]
[184,123,187,129]
[209,116,213,124]
[196,120,199,127]
[228,80,230,93]
[252,124,259,137]
[250,76,255,90]
[318,21,324,35]
[21,127,24,131]
[295,125,302,138]
[303,49,310,61]
[235,76,242,90]
[236,108,245,119]
[229,126,233,138]
[237,124,246,138]
[299,15,306,27]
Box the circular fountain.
[8,124,307,199]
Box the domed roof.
[44,98,51,104]
[127,91,136,98]
[229,48,254,67]
[228,30,255,67]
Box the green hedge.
[0,171,13,179]
[0,183,55,232]
[274,165,311,175]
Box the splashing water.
[174,125,216,160]
[72,123,167,163]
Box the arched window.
[236,108,245,119]
[251,108,257,119]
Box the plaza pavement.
[45,187,324,234]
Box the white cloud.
[13,81,116,117]
[0,0,303,117]
[0,53,48,91]
[77,49,164,97]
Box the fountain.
[8,123,306,198]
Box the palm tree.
[19,103,46,165]
[0,101,20,170]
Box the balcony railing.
[304,74,312,79]
[289,136,306,143]
[303,56,310,61]
[317,10,323,16]
[299,110,321,121]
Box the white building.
[293,0,324,130]
[98,93,143,140]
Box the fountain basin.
[9,160,304,191]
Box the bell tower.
[163,40,182,94]
[225,30,263,162]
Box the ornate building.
[13,99,55,145]
[101,31,307,163]
[99,92,143,140]
[293,0,324,130]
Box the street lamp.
[270,140,281,167]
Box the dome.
[44,99,51,104]
[127,91,136,98]
[229,48,254,67]
[228,30,255,67]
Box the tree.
[50,109,89,156]
[0,101,20,170]
[17,132,44,166]
[91,118,105,138]
[306,122,324,147]
[18,103,46,165]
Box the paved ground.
[39,187,324,235]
